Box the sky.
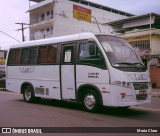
[0,0,160,49]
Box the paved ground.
[0,90,160,136]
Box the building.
[107,13,160,87]
[29,0,133,40]
[28,1,160,87]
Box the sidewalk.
[152,88,160,97]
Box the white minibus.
[5,32,151,112]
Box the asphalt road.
[0,90,160,136]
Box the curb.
[151,93,160,97]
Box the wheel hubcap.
[25,89,31,101]
[84,94,96,110]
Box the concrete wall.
[151,35,160,56]
[29,0,128,39]
[53,0,127,37]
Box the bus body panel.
[6,79,61,100]
[6,65,60,81]
[6,65,61,100]
[61,65,76,100]
[76,65,109,84]
[109,85,151,107]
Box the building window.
[129,40,150,50]
[129,40,151,59]
[41,13,45,21]
[47,28,50,32]
[47,11,50,16]
[51,10,53,18]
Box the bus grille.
[132,82,148,90]
[136,94,148,100]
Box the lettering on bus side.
[88,72,99,78]
[19,67,35,73]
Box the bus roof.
[9,32,115,49]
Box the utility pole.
[15,22,29,42]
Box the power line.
[0,31,21,43]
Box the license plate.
[139,90,147,95]
[136,90,147,100]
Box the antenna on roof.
[91,16,102,33]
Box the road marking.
[0,91,21,95]
[132,106,160,112]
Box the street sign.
[73,5,92,22]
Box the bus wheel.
[23,85,35,103]
[82,90,99,112]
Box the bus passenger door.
[61,44,76,100]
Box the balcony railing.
[30,15,53,25]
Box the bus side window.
[38,46,47,64]
[78,41,106,68]
[20,48,29,65]
[79,43,88,60]
[89,44,96,56]
[47,44,57,64]
[8,49,21,65]
[28,47,38,65]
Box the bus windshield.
[96,35,146,71]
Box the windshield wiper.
[113,62,139,69]
[133,63,147,70]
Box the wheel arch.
[77,84,103,106]
[21,82,34,94]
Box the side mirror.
[87,39,94,43]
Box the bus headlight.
[112,81,132,89]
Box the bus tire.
[118,106,130,110]
[82,89,100,112]
[23,85,35,103]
